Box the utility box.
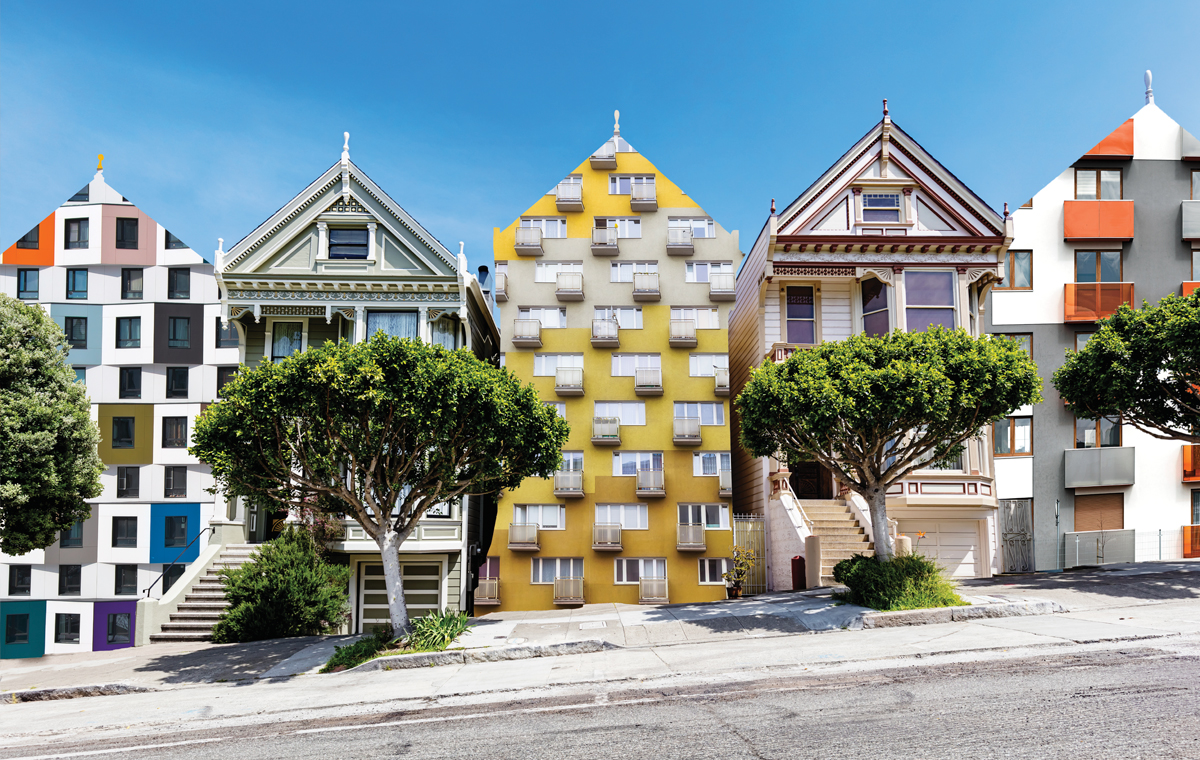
[791,555,805,591]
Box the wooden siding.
[1074,493,1125,532]
[244,320,266,367]
[729,223,774,516]
[821,280,852,341]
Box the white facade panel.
[994,457,1034,500]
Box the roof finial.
[770,198,776,215]
[96,154,104,172]
[614,109,620,137]
[342,132,350,161]
[1145,70,1154,105]
[883,98,889,117]
[1003,202,1009,219]
[215,237,225,268]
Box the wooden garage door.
[897,519,981,578]
[1074,493,1124,532]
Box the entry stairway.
[149,544,257,643]
[799,500,874,585]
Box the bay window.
[905,271,956,332]
[366,311,418,339]
[860,278,890,336]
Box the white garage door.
[896,519,981,578]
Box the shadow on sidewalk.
[959,563,1200,605]
[133,636,324,685]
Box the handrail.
[143,526,215,597]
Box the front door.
[999,499,1034,573]
[789,461,833,499]
[358,562,444,633]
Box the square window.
[58,564,81,596]
[329,228,370,259]
[115,218,139,249]
[994,416,1032,456]
[165,516,188,548]
[60,519,84,547]
[905,271,956,332]
[7,565,31,596]
[698,558,731,584]
[119,367,141,399]
[166,367,189,398]
[862,193,901,222]
[65,219,89,249]
[271,321,304,360]
[74,367,86,384]
[217,366,238,397]
[55,613,81,644]
[5,613,29,645]
[164,466,187,498]
[107,612,131,644]
[168,268,191,299]
[997,251,1032,290]
[117,466,140,498]
[162,417,187,448]
[165,231,188,249]
[17,269,39,299]
[112,516,138,548]
[215,318,239,348]
[64,317,88,349]
[114,564,138,595]
[16,225,39,249]
[121,268,143,299]
[168,317,191,349]
[111,417,135,448]
[66,268,88,299]
[163,563,186,592]
[116,317,141,348]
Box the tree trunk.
[868,485,895,562]
[377,528,412,636]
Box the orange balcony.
[1064,283,1134,322]
[1185,525,1200,559]
[1183,282,1199,298]
[1063,200,1135,241]
[1184,445,1200,482]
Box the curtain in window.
[272,322,303,361]
[431,317,456,349]
[367,311,418,339]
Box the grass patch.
[832,553,965,611]
[320,609,473,673]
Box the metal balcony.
[630,183,657,211]
[669,320,697,348]
[590,146,617,170]
[591,416,621,446]
[673,417,702,446]
[591,318,620,348]
[555,271,584,301]
[555,366,584,396]
[1184,445,1200,482]
[714,367,730,397]
[1184,200,1200,241]
[553,576,585,605]
[719,468,733,497]
[553,470,583,498]
[591,227,619,256]
[638,576,668,604]
[508,523,539,551]
[1064,283,1134,322]
[1064,446,1135,488]
[1184,282,1199,298]
[494,272,508,302]
[677,523,706,551]
[636,467,665,497]
[709,273,736,301]
[666,227,694,255]
[1063,200,1135,241]
[634,367,663,396]
[514,227,544,256]
[633,272,660,302]
[593,523,622,551]
[511,319,542,348]
[556,182,583,212]
[474,578,500,607]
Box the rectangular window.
[593,306,642,329]
[111,417,135,448]
[55,613,81,643]
[545,401,566,419]
[117,466,140,498]
[168,317,191,349]
[668,218,715,238]
[610,261,657,282]
[698,558,731,584]
[670,307,720,329]
[1075,169,1122,200]
[162,417,187,448]
[693,451,732,476]
[611,353,660,376]
[66,268,88,299]
[65,317,87,348]
[118,367,141,399]
[684,261,733,283]
[614,558,667,583]
[17,269,39,299]
[61,519,84,547]
[121,268,143,299]
[594,217,642,238]
[862,193,901,222]
[559,451,584,472]
[608,175,655,195]
[215,318,239,348]
[107,612,131,644]
[112,516,138,548]
[593,401,646,425]
[329,228,370,259]
[165,231,188,249]
[366,311,417,340]
[59,564,81,596]
[519,218,567,238]
[65,219,89,249]
[530,557,584,584]
[861,278,890,336]
[532,353,583,376]
[168,268,191,299]
[612,451,663,476]
[674,402,725,426]
[74,367,86,384]
[997,250,1032,290]
[513,504,565,530]
[8,565,31,596]
[1193,170,1200,201]
[1000,333,1032,356]
[689,354,729,377]
[905,271,956,332]
[993,416,1033,456]
[16,225,39,249]
[5,613,29,645]
[1075,416,1121,448]
[165,516,188,548]
[786,286,816,344]
[115,218,139,249]
[164,466,188,498]
[679,503,731,529]
[1193,490,1200,525]
[217,366,238,398]
[1075,251,1122,283]
[594,503,649,530]
[116,317,141,348]
[162,563,186,593]
[533,261,583,282]
[517,307,567,328]
[114,565,138,595]
[166,367,189,398]
[1075,333,1094,352]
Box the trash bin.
[791,555,805,591]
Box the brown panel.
[97,404,155,465]
[154,302,205,365]
[1074,493,1125,532]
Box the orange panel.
[1064,282,1134,322]
[1097,201,1135,239]
[1185,526,1200,559]
[1063,200,1134,240]
[1182,282,1199,297]
[1084,118,1134,158]
[1185,445,1200,482]
[2,213,55,265]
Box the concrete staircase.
[799,500,874,584]
[149,544,257,643]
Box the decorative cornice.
[228,175,342,270]
[771,265,856,277]
[228,289,461,303]
[889,140,1003,236]
[780,138,880,231]
[776,251,996,265]
[858,267,895,285]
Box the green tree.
[1053,293,1200,444]
[737,328,1041,561]
[191,334,568,633]
[0,295,103,555]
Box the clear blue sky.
[2,1,1197,272]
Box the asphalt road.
[9,643,1199,760]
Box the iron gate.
[999,499,1034,573]
[734,514,766,596]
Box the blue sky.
[2,1,1198,272]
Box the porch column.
[354,305,366,343]
[892,266,907,332]
[366,222,378,260]
[317,222,328,260]
[418,305,430,343]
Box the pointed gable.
[1084,118,1134,159]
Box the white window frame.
[520,218,568,238]
[533,353,584,376]
[595,503,649,530]
[862,192,903,224]
[531,557,584,584]
[670,307,720,329]
[674,402,725,426]
[514,504,566,530]
[698,558,731,584]
[614,557,667,584]
[689,353,729,377]
[679,503,731,530]
[594,401,646,425]
[518,307,567,328]
[608,175,655,195]
[534,261,583,282]
[594,306,643,329]
[611,261,658,283]
[595,218,642,238]
[669,218,715,238]
[545,401,566,419]
[684,262,733,283]
[904,269,958,332]
[693,451,732,476]
[612,451,664,477]
[611,353,661,376]
[560,451,584,472]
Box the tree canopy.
[191,333,569,631]
[1053,292,1200,444]
[737,328,1042,560]
[0,295,103,555]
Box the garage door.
[896,519,981,578]
[358,562,444,633]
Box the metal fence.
[734,514,767,596]
[1059,528,1186,569]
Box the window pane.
[1099,252,1121,283]
[907,308,956,333]
[17,269,39,299]
[906,271,955,306]
[112,417,135,448]
[216,318,239,348]
[1076,170,1098,200]
[1013,417,1032,454]
[1100,170,1121,200]
[1075,251,1097,283]
[59,565,82,595]
[1099,417,1120,447]
[367,311,418,339]
[1012,251,1032,288]
[863,310,889,336]
[994,418,1012,454]
[107,613,131,644]
[168,269,191,299]
[862,278,888,313]
[168,317,191,348]
[272,322,304,359]
[117,317,141,348]
[119,367,141,398]
[1076,417,1096,448]
[787,320,815,344]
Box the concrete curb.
[2,683,153,703]
[860,599,1067,629]
[345,639,621,673]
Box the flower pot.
[726,586,742,599]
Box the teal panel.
[1,600,47,659]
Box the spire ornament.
[614,109,620,137]
[1145,70,1154,105]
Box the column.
[354,305,366,343]
[955,267,970,334]
[418,305,430,343]
[891,266,907,332]
[366,222,377,260]
[317,222,328,259]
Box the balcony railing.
[1064,283,1134,322]
[591,318,620,348]
[1185,525,1200,559]
[1184,200,1200,242]
[666,227,694,255]
[634,367,663,395]
[714,367,730,396]
[593,523,622,551]
[636,466,665,497]
[508,523,539,550]
[709,272,736,301]
[553,470,583,497]
[669,319,697,347]
[1184,445,1200,482]
[719,468,733,497]
[474,578,500,606]
[556,271,584,301]
[630,183,657,211]
[677,523,706,551]
[555,182,584,212]
[591,227,619,256]
[555,366,584,396]
[592,416,621,445]
[673,417,702,445]
[639,576,668,604]
[633,272,660,301]
[514,227,544,256]
[553,576,585,604]
[1064,446,1136,488]
[1063,200,1135,241]
[494,272,508,302]
[511,319,542,348]
[590,146,617,170]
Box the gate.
[734,514,766,596]
[999,499,1034,573]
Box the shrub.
[832,553,965,611]
[405,609,472,651]
[211,527,350,643]
[320,626,393,673]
